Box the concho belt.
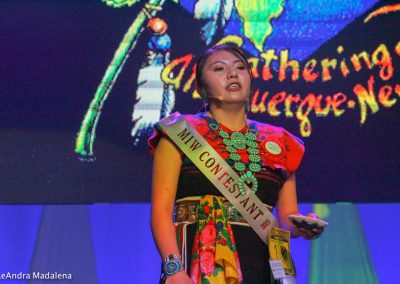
[173,198,247,223]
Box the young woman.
[149,44,323,284]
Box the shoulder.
[181,112,205,123]
[157,112,206,125]
[250,120,303,146]
[249,120,305,174]
[159,112,209,130]
[149,112,207,152]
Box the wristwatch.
[162,254,183,277]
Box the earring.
[202,90,209,111]
[245,97,251,113]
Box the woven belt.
[173,197,247,223]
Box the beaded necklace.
[208,113,262,195]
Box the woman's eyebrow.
[208,59,244,67]
[208,60,225,67]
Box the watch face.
[164,259,181,276]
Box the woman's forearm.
[151,207,180,258]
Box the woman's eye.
[214,66,224,71]
[237,65,246,70]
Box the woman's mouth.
[226,82,241,91]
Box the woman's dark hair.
[195,44,254,98]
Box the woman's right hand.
[165,271,193,284]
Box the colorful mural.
[75,0,400,157]
[1,0,399,203]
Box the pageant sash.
[158,112,278,243]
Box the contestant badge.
[265,141,282,155]
[268,226,295,275]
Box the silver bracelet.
[162,254,183,278]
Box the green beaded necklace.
[208,113,262,196]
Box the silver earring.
[245,98,251,113]
[202,90,209,111]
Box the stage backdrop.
[1,0,400,203]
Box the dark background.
[1,0,399,203]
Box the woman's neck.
[207,105,247,131]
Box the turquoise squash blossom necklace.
[208,113,262,195]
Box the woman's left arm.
[275,174,323,239]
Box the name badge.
[269,259,286,279]
[268,226,295,276]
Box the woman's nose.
[227,67,238,78]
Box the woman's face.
[201,50,251,106]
